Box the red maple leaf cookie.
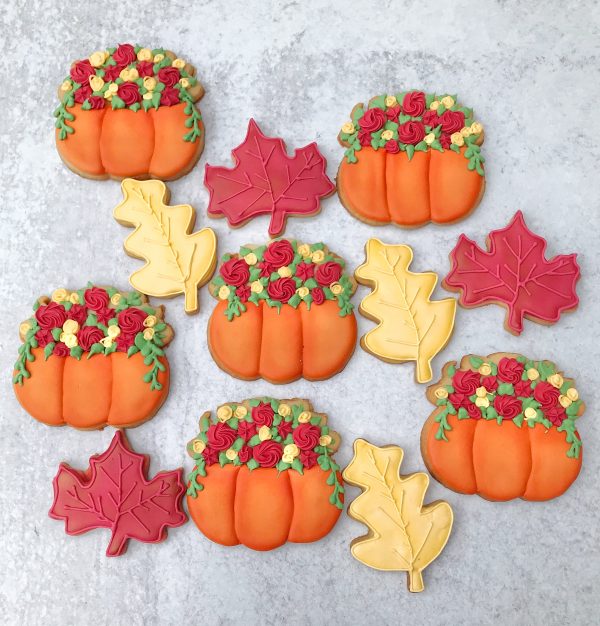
[205,119,335,237]
[443,211,580,334]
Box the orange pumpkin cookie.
[421,353,584,501]
[13,284,172,430]
[54,44,204,181]
[186,398,344,551]
[207,239,357,383]
[337,91,485,227]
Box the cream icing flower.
[62,319,80,335]
[385,95,398,107]
[434,387,448,400]
[441,95,455,108]
[475,396,489,408]
[527,368,539,381]
[137,48,152,62]
[217,405,233,422]
[143,328,155,341]
[153,53,165,63]
[424,133,435,145]
[142,92,153,101]
[51,288,68,302]
[69,292,80,304]
[460,126,472,137]
[89,75,105,92]
[143,77,157,91]
[63,333,78,349]
[19,322,31,337]
[108,83,119,94]
[277,266,292,278]
[278,403,291,417]
[330,282,343,295]
[258,425,272,441]
[548,373,564,389]
[172,58,186,69]
[311,250,325,263]
[107,325,121,338]
[450,132,464,147]
[297,244,311,258]
[470,122,483,135]
[282,453,294,464]
[566,387,579,401]
[100,337,113,348]
[225,448,238,461]
[192,439,206,454]
[110,293,122,306]
[244,252,258,265]
[475,386,488,398]
[88,50,108,67]
[341,122,355,134]
[298,411,312,423]
[218,285,231,300]
[283,444,300,458]
[559,395,572,408]
[524,407,537,420]
[381,129,394,141]
[143,315,157,327]
[179,78,190,89]
[250,280,263,293]
[429,100,440,111]
[296,287,309,298]
[60,80,72,92]
[319,434,332,446]
[478,363,492,376]
[234,405,248,419]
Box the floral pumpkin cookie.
[55,44,204,180]
[13,284,172,430]
[186,398,344,551]
[338,91,485,226]
[208,239,357,383]
[421,354,584,501]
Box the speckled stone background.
[1,1,599,624]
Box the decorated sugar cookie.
[114,179,217,314]
[205,119,335,237]
[13,284,172,429]
[337,91,485,226]
[208,239,357,383]
[421,354,584,501]
[343,439,453,593]
[55,44,204,180]
[50,430,186,557]
[355,239,456,383]
[186,398,344,551]
[444,211,580,335]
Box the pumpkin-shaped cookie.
[421,354,584,501]
[13,285,172,430]
[337,91,485,226]
[186,398,344,551]
[207,239,357,383]
[54,44,204,181]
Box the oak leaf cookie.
[13,284,172,429]
[186,398,344,551]
[421,353,584,501]
[337,91,485,226]
[208,239,357,383]
[55,43,204,180]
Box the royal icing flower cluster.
[14,284,170,390]
[54,43,202,142]
[339,91,484,175]
[432,355,583,458]
[210,239,355,320]
[187,398,344,508]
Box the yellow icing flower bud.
[424,133,436,145]
[218,285,231,300]
[234,405,248,419]
[566,387,579,401]
[277,266,292,278]
[143,328,155,341]
[434,387,448,400]
[179,78,190,89]
[278,403,291,417]
[51,288,68,302]
[385,95,397,107]
[478,363,492,376]
[296,286,309,298]
[59,332,67,343]
[475,386,488,398]
[429,100,440,111]
[60,80,72,92]
[450,132,464,147]
[88,50,108,67]
[244,252,258,265]
[225,448,238,461]
[298,411,312,423]
[137,48,152,62]
[62,319,80,335]
[89,75,105,92]
[119,68,131,82]
[100,336,113,348]
[559,395,572,408]
[524,407,537,420]
[217,405,233,422]
[460,126,472,137]
[110,293,122,306]
[441,95,455,108]
[153,53,165,63]
[258,425,272,441]
[172,58,186,69]
[104,90,113,100]
[527,368,539,381]
[192,439,206,454]
[143,77,157,91]
[107,325,121,338]
[128,68,139,80]
[69,292,80,304]
[297,244,311,258]
[470,122,483,135]
[548,373,563,389]
[475,396,489,408]
[283,444,300,458]
[108,83,119,93]
[330,282,343,295]
[319,434,332,446]
[143,315,157,328]
[311,250,325,263]
[143,92,154,101]
[250,281,263,293]
[19,322,31,337]
[341,121,355,134]
[63,333,78,349]
[381,129,394,141]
